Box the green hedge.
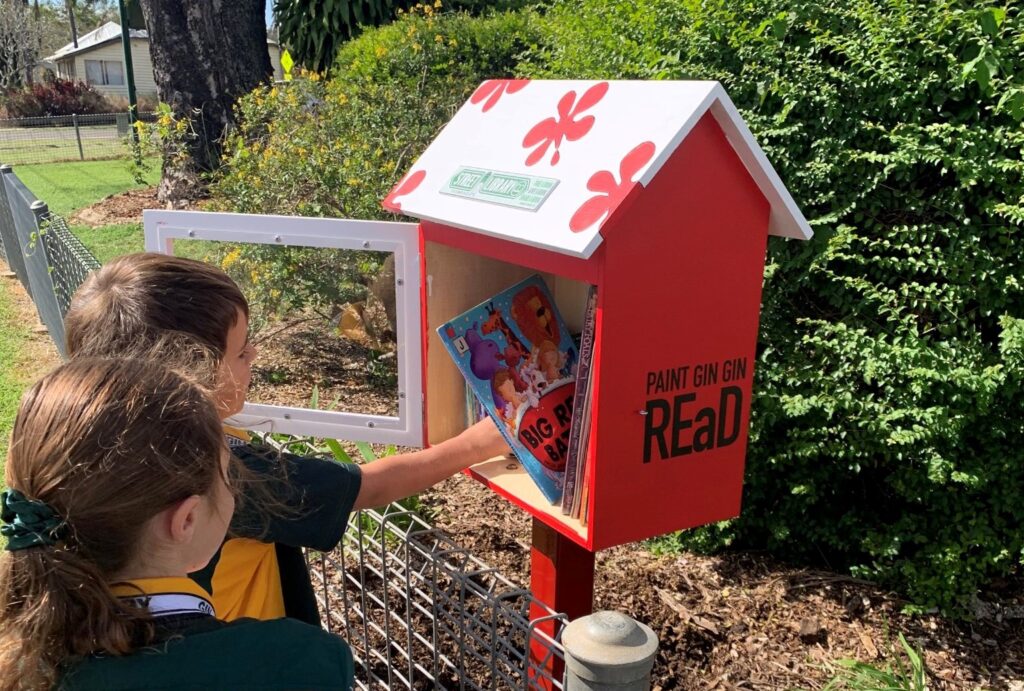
[215,0,1024,612]
[213,7,539,219]
[524,0,1024,612]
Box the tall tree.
[137,0,271,202]
[63,0,77,47]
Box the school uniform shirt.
[59,577,355,690]
[188,427,362,625]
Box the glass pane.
[84,60,102,85]
[173,240,400,418]
[104,60,124,85]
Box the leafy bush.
[214,7,539,219]
[525,0,1024,612]
[211,8,539,327]
[274,0,534,73]
[3,77,118,118]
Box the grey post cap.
[562,611,659,685]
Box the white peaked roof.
[383,80,813,259]
[46,22,148,61]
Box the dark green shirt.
[190,442,362,625]
[59,614,354,690]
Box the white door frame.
[143,210,424,447]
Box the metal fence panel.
[0,166,32,297]
[4,174,67,356]
[41,215,101,317]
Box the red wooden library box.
[384,80,812,552]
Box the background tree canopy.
[215,0,1024,613]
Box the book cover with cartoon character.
[437,275,578,504]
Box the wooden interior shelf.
[468,457,588,542]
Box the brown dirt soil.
[421,473,1024,689]
[69,186,199,227]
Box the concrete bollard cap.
[562,611,658,684]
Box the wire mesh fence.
[305,503,567,690]
[0,112,156,166]
[40,215,102,316]
[271,435,569,691]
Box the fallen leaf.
[859,632,878,658]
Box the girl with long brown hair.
[0,358,353,690]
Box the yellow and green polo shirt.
[187,427,362,625]
[59,577,354,690]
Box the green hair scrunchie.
[1,489,66,551]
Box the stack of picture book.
[437,275,597,521]
[561,284,597,524]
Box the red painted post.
[528,518,595,689]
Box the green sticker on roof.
[441,167,559,211]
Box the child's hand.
[458,419,512,461]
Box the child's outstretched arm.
[353,420,511,510]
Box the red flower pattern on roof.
[382,169,426,212]
[569,141,656,233]
[470,79,529,113]
[522,81,609,166]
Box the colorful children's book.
[561,285,597,515]
[437,275,578,504]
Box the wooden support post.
[528,518,595,689]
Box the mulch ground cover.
[70,186,171,226]
[422,472,1023,689]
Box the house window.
[84,59,124,86]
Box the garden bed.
[422,473,1024,689]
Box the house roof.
[383,80,813,259]
[46,22,148,62]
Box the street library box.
[386,80,812,551]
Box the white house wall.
[68,39,284,101]
[72,38,157,100]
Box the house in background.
[44,22,285,104]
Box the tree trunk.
[137,0,271,204]
[65,0,77,47]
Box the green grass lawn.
[0,124,128,167]
[16,158,159,217]
[73,223,147,264]
[0,282,56,473]
[15,158,159,263]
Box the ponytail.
[0,547,151,691]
